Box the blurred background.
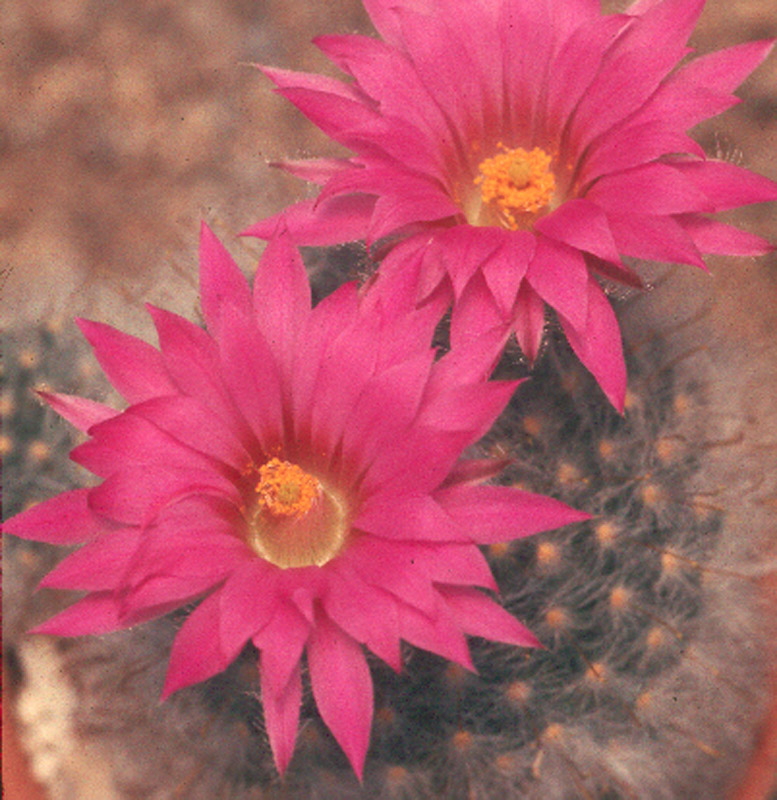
[2,1,777,798]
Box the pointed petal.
[218,562,280,657]
[39,528,141,590]
[570,0,706,152]
[671,159,777,212]
[162,590,239,698]
[678,37,775,95]
[146,304,254,449]
[428,324,512,392]
[440,458,512,489]
[481,232,535,315]
[586,162,714,215]
[75,318,176,404]
[291,283,361,437]
[396,597,474,671]
[526,236,589,333]
[679,215,775,256]
[604,211,706,268]
[362,426,475,497]
[450,271,506,351]
[38,391,117,433]
[3,488,109,544]
[253,601,310,693]
[308,615,373,780]
[242,195,375,247]
[199,222,253,335]
[260,66,380,144]
[354,494,469,544]
[438,586,541,648]
[217,303,284,453]
[511,282,546,364]
[369,189,461,243]
[435,484,590,543]
[430,226,507,300]
[419,542,497,592]
[261,655,302,776]
[323,565,402,671]
[344,536,439,616]
[339,351,435,481]
[271,156,355,185]
[418,380,520,441]
[30,592,123,636]
[128,395,250,472]
[559,276,627,412]
[72,411,226,479]
[535,199,623,266]
[252,227,311,372]
[88,465,238,526]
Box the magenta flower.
[4,224,588,779]
[245,0,777,410]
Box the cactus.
[4,256,774,799]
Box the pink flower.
[244,0,777,411]
[4,224,588,779]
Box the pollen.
[255,458,321,517]
[475,145,556,229]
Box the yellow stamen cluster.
[255,457,321,518]
[475,145,556,229]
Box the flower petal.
[558,276,627,412]
[39,528,142,590]
[671,159,777,212]
[435,484,590,544]
[3,488,110,544]
[535,199,623,266]
[481,232,535,316]
[146,304,255,450]
[75,318,176,404]
[218,562,281,657]
[242,195,375,247]
[199,222,254,336]
[161,590,239,699]
[586,162,714,215]
[511,282,546,365]
[440,458,512,488]
[260,655,302,776]
[38,391,117,433]
[308,614,374,780]
[396,596,474,671]
[439,586,541,648]
[354,494,469,544]
[679,215,775,257]
[128,395,249,472]
[30,592,124,636]
[323,564,402,671]
[253,601,310,694]
[72,411,227,479]
[450,271,506,351]
[271,156,355,185]
[252,225,311,373]
[217,303,284,454]
[526,236,589,334]
[604,211,706,269]
[88,466,238,526]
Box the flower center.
[474,145,556,229]
[247,458,349,568]
[255,458,320,517]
